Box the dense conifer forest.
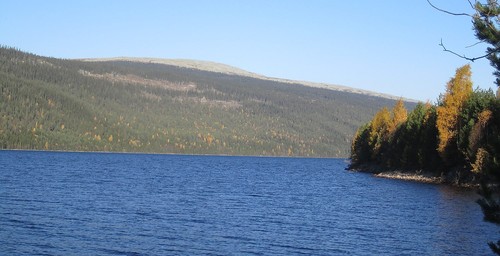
[0,46,408,157]
[350,65,500,183]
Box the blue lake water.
[0,150,498,255]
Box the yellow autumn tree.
[206,134,214,146]
[436,64,473,156]
[369,107,391,157]
[388,99,408,134]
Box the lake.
[0,150,497,255]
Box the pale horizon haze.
[1,0,498,102]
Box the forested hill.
[0,46,413,157]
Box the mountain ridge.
[80,57,417,102]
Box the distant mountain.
[0,46,415,157]
[82,57,414,102]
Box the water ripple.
[0,151,497,255]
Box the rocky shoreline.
[374,171,443,184]
[348,164,480,188]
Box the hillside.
[82,57,414,101]
[0,46,414,157]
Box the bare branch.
[439,39,491,62]
[466,40,485,48]
[427,0,473,17]
[467,0,475,10]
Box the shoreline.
[378,171,479,188]
[374,171,443,184]
[348,164,480,188]
[0,148,344,160]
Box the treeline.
[350,65,500,183]
[0,46,408,157]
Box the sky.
[1,0,497,102]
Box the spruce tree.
[473,0,500,87]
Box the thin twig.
[466,40,485,48]
[439,39,491,62]
[427,0,473,17]
[429,1,500,62]
[467,0,476,10]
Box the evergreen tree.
[399,103,428,169]
[470,3,500,252]
[350,124,371,166]
[473,0,500,87]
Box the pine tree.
[350,124,371,166]
[473,0,500,87]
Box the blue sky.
[1,0,497,102]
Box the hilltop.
[82,57,413,101]
[0,46,415,157]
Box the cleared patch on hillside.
[78,70,196,91]
[174,96,241,109]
